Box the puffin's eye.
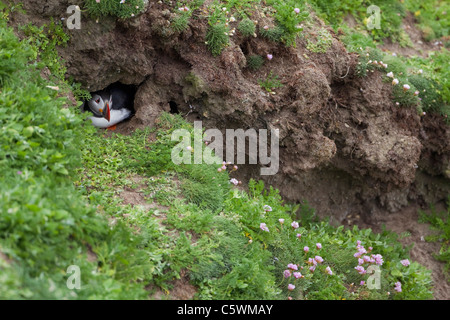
[96,99,100,104]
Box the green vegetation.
[259,71,284,93]
[403,0,450,42]
[84,0,146,19]
[1,0,448,300]
[419,199,450,278]
[170,0,205,33]
[238,18,256,37]
[306,28,333,53]
[246,54,264,70]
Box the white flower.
[230,178,239,186]
[387,72,394,78]
[392,78,399,85]
[403,84,410,91]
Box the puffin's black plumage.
[105,83,133,111]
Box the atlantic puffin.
[85,84,133,128]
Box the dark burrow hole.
[82,82,137,119]
[169,100,180,114]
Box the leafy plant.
[84,0,145,19]
[264,0,309,46]
[258,71,283,92]
[246,55,264,70]
[238,18,256,37]
[419,200,450,279]
[206,22,230,56]
[306,28,333,53]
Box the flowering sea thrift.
[325,266,332,275]
[260,223,269,232]
[394,281,402,293]
[316,243,322,249]
[230,178,239,186]
[304,246,309,253]
[287,263,298,271]
[401,259,410,267]
[355,266,366,275]
[263,205,272,212]
[288,284,295,291]
[291,221,299,229]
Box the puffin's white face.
[88,94,111,121]
[88,94,105,115]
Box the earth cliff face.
[10,0,449,224]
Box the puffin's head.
[88,94,111,121]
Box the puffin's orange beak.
[103,103,111,122]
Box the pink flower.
[287,263,298,271]
[358,258,364,265]
[96,0,100,3]
[291,221,299,229]
[325,266,332,275]
[314,256,324,264]
[294,8,300,14]
[372,254,384,266]
[230,178,239,186]
[400,259,410,267]
[316,243,322,249]
[267,54,273,60]
[293,272,302,279]
[394,281,402,293]
[263,205,272,212]
[304,246,309,253]
[360,281,365,286]
[279,218,285,224]
[260,223,269,232]
[307,257,316,265]
[288,284,295,291]
[296,233,302,239]
[355,266,366,275]
[309,266,316,272]
[283,269,292,278]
